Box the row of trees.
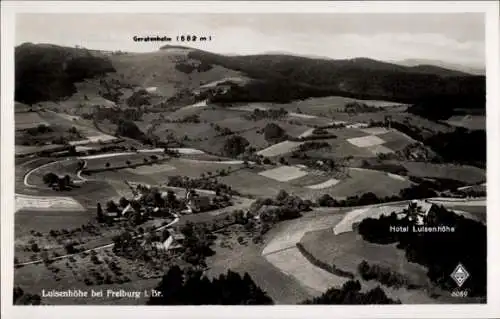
[243,108,288,121]
[167,175,239,196]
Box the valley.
[12,43,487,306]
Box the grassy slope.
[109,50,244,97]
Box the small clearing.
[258,166,308,182]
[15,194,85,212]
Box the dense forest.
[189,50,485,110]
[357,204,486,297]
[15,43,115,104]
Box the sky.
[16,13,485,68]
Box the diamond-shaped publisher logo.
[451,263,470,287]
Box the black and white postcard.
[1,1,499,319]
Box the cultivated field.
[445,115,485,131]
[257,141,304,157]
[265,247,349,294]
[15,112,49,130]
[299,230,432,298]
[258,166,309,182]
[328,168,413,198]
[15,194,85,212]
[347,135,386,148]
[15,208,96,237]
[205,225,315,304]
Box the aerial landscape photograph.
[11,12,487,306]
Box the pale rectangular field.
[15,194,85,212]
[256,141,304,157]
[258,165,308,182]
[347,135,386,148]
[265,248,349,294]
[359,127,392,135]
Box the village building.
[144,228,185,253]
[182,189,212,214]
[406,200,438,225]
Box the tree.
[42,172,59,186]
[96,203,104,222]
[63,174,71,186]
[276,190,289,202]
[106,200,118,212]
[119,197,130,208]
[166,190,178,209]
[31,243,40,252]
[148,267,274,305]
[13,286,24,303]
[65,242,77,254]
[317,194,336,207]
[222,135,250,157]
[263,123,285,142]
